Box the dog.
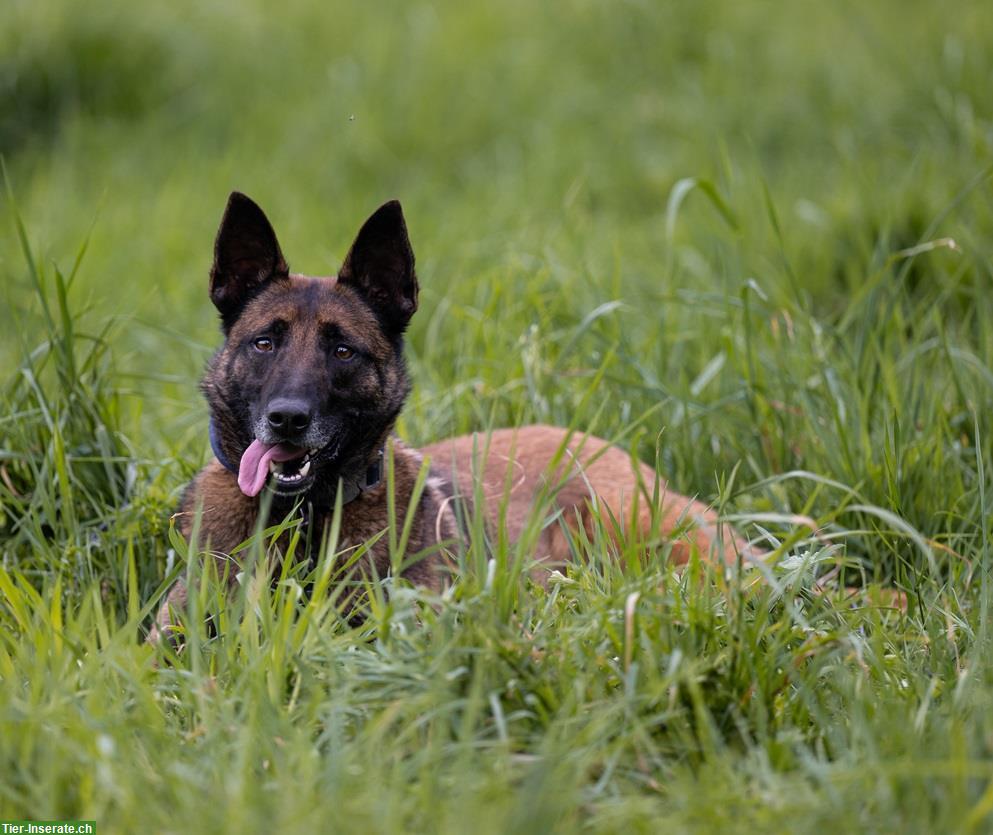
[149,193,757,643]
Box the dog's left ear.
[210,192,289,329]
[337,200,418,334]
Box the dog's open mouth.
[266,449,319,494]
[238,440,320,497]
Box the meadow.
[2,0,993,831]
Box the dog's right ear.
[209,192,288,329]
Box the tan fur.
[151,426,755,642]
[422,425,754,570]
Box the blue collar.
[208,418,383,504]
[209,418,238,475]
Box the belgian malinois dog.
[150,193,756,642]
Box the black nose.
[266,398,312,438]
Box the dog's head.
[202,192,418,501]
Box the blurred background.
[6,4,993,826]
[1,0,992,544]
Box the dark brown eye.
[334,345,355,361]
[253,337,274,353]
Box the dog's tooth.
[299,460,311,477]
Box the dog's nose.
[266,398,312,438]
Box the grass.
[2,0,993,831]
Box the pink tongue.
[237,440,307,497]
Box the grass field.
[3,0,993,831]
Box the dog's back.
[424,425,754,572]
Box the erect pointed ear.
[209,192,289,328]
[337,200,418,334]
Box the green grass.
[2,0,993,831]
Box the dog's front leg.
[148,579,189,646]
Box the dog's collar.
[338,448,384,505]
[209,418,383,505]
[209,418,238,475]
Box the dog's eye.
[334,345,355,361]
[253,337,274,353]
